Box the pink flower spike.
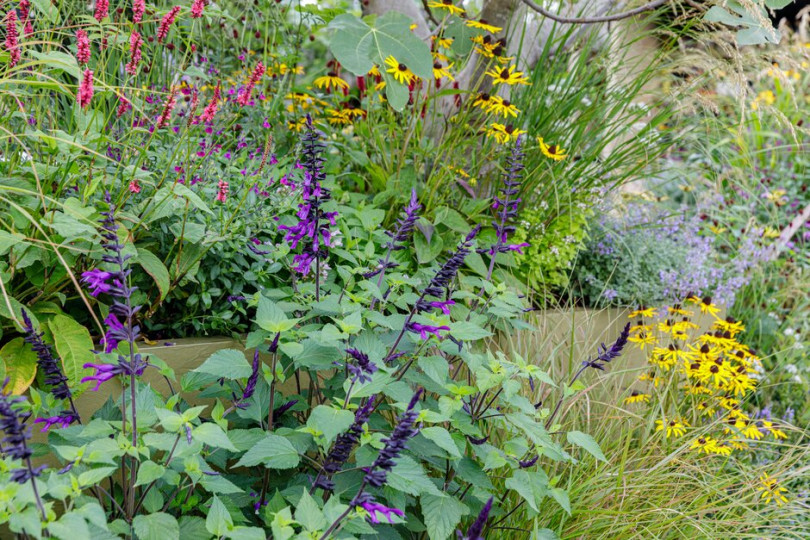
[77,69,94,109]
[94,0,109,22]
[5,11,20,68]
[216,179,229,202]
[76,29,91,64]
[237,61,265,106]
[200,83,221,123]
[125,31,143,75]
[157,6,181,43]
[191,0,206,18]
[156,88,177,128]
[132,0,145,23]
[117,94,131,117]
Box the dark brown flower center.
[398,63,407,71]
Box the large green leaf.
[387,455,441,496]
[421,426,461,457]
[135,248,171,301]
[0,338,38,394]
[233,434,300,469]
[307,405,355,447]
[421,493,468,540]
[205,496,232,537]
[567,430,607,463]
[704,2,779,46]
[48,314,95,394]
[193,422,238,451]
[327,12,432,111]
[505,470,549,512]
[192,349,253,379]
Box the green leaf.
[294,489,327,532]
[550,487,571,515]
[414,227,444,264]
[193,349,253,379]
[444,17,478,56]
[234,434,300,469]
[133,513,179,540]
[307,405,355,447]
[78,466,118,486]
[47,513,89,540]
[193,423,238,451]
[421,427,461,457]
[421,493,468,540]
[29,50,79,79]
[205,496,233,537]
[505,470,549,512]
[30,0,59,24]
[48,314,95,393]
[448,321,492,341]
[328,12,431,77]
[567,431,607,462]
[0,231,27,256]
[135,248,171,301]
[256,296,298,332]
[0,338,38,394]
[135,461,166,487]
[387,455,441,496]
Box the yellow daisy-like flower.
[432,61,454,82]
[427,0,465,15]
[638,372,664,387]
[431,50,450,63]
[751,89,776,110]
[758,474,789,506]
[708,441,733,456]
[486,64,530,86]
[697,401,716,417]
[278,63,304,75]
[656,418,688,437]
[690,436,719,454]
[473,93,494,111]
[623,391,650,405]
[538,137,568,161]
[758,420,787,440]
[287,117,307,132]
[368,65,381,77]
[488,97,520,118]
[313,73,349,91]
[483,123,525,144]
[629,332,657,350]
[629,307,657,319]
[741,420,764,440]
[465,19,502,33]
[432,36,454,49]
[697,296,721,316]
[384,56,415,85]
[326,108,352,125]
[630,322,652,334]
[724,369,756,396]
[667,304,693,317]
[712,317,745,336]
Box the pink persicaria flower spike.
[76,29,91,65]
[216,179,229,202]
[94,0,109,22]
[125,31,143,75]
[237,61,265,106]
[200,83,221,123]
[191,0,206,18]
[129,180,141,193]
[19,0,33,36]
[157,6,181,43]
[156,88,177,129]
[132,0,145,23]
[5,11,20,68]
[117,94,131,117]
[77,69,94,109]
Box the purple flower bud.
[360,501,404,524]
[406,322,451,340]
[457,497,493,540]
[33,412,75,432]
